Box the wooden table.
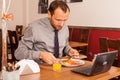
[69,41,88,48]
[20,61,120,80]
[69,41,89,56]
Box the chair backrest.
[78,29,90,43]
[69,27,73,41]
[99,37,120,67]
[8,30,18,61]
[16,25,23,40]
[69,27,90,43]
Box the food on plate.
[61,59,80,65]
[60,59,85,67]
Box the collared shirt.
[15,17,71,63]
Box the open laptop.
[71,50,118,76]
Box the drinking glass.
[53,61,61,71]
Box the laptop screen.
[91,50,118,75]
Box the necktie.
[54,30,59,58]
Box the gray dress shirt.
[15,17,71,63]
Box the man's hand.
[39,51,57,65]
[68,48,80,59]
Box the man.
[15,1,79,64]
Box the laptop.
[71,50,118,76]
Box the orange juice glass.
[53,62,61,71]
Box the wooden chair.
[99,37,120,67]
[69,27,90,56]
[16,25,23,40]
[7,30,19,62]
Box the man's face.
[48,7,70,30]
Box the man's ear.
[48,11,51,18]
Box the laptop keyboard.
[71,66,92,75]
[80,66,92,72]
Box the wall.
[0,0,25,30]
[28,0,47,23]
[88,29,120,60]
[1,0,120,30]
[28,0,120,28]
[68,0,120,28]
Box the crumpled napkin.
[15,59,40,75]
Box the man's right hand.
[39,51,57,65]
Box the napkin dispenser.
[16,59,40,75]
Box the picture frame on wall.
[38,0,48,14]
[63,0,83,3]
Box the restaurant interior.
[0,0,120,80]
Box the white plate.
[60,59,85,67]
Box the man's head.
[48,1,70,30]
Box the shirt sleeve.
[15,25,41,63]
[62,26,72,55]
[63,39,71,55]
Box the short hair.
[48,0,70,16]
